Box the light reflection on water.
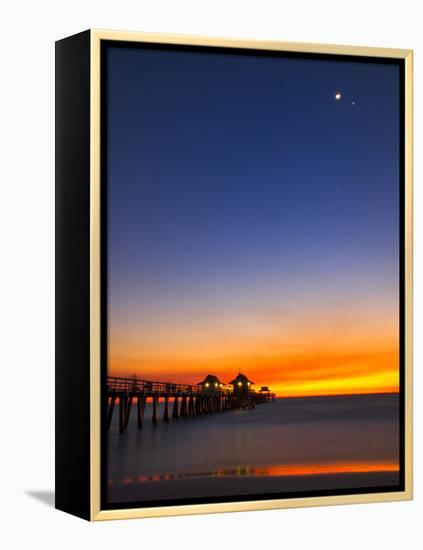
[115,461,399,485]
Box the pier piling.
[137,394,145,428]
[107,395,116,430]
[163,396,169,422]
[119,395,126,433]
[124,395,133,429]
[180,395,188,418]
[152,396,157,425]
[172,396,179,418]
[107,375,275,433]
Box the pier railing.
[107,376,206,396]
[107,376,235,397]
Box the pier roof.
[197,374,225,388]
[229,372,255,386]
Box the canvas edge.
[88,30,413,521]
[55,29,92,521]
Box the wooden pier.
[107,375,275,433]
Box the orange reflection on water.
[254,461,399,476]
[119,461,399,484]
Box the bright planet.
[335,92,342,100]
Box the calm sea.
[107,393,400,496]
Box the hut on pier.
[229,372,254,396]
[259,386,272,401]
[197,374,225,393]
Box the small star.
[352,100,356,106]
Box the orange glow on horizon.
[109,345,399,397]
[108,290,399,397]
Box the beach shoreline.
[108,471,400,504]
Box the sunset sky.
[105,46,400,397]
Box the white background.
[0,1,420,548]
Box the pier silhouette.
[107,374,275,433]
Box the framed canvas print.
[55,29,413,521]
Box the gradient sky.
[106,45,400,397]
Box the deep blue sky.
[105,45,400,383]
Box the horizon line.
[107,372,399,399]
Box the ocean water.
[107,393,400,496]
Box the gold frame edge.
[89,30,413,521]
[90,30,101,521]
